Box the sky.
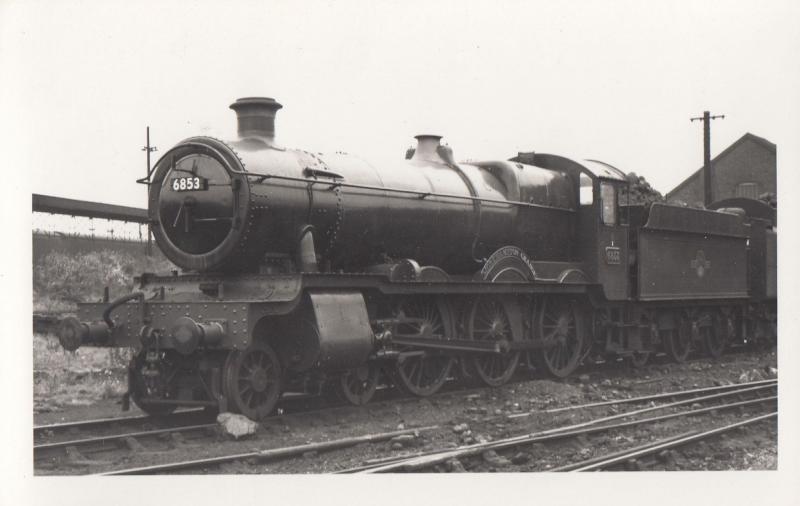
[3,0,799,212]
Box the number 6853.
[172,177,202,191]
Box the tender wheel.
[757,318,777,347]
[536,298,584,378]
[664,315,692,363]
[222,342,282,420]
[391,297,455,396]
[467,296,519,387]
[765,308,777,346]
[702,312,727,359]
[628,351,649,368]
[628,316,654,368]
[337,363,379,406]
[129,350,178,416]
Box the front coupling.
[58,317,111,351]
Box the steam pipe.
[103,291,145,328]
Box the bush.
[33,250,174,312]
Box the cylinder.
[169,317,226,355]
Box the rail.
[554,411,777,471]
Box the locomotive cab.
[581,163,631,301]
[513,153,631,301]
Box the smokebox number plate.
[171,176,208,192]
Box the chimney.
[411,134,445,163]
[229,97,283,142]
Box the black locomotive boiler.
[57,97,777,419]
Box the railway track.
[35,422,221,467]
[34,409,211,442]
[33,381,490,446]
[551,411,777,471]
[336,380,777,473]
[36,379,775,475]
[96,426,441,475]
[33,389,328,444]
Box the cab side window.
[600,182,616,225]
[579,173,593,205]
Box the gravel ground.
[34,346,778,475]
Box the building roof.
[666,133,776,200]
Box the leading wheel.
[223,342,283,420]
[467,296,519,387]
[390,297,455,396]
[536,298,584,378]
[337,363,380,405]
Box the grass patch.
[33,333,132,412]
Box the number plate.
[605,246,621,265]
[171,176,207,192]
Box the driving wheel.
[390,297,455,396]
[536,298,584,378]
[467,296,519,387]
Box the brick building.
[666,133,776,206]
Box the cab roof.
[582,159,628,182]
[511,152,628,182]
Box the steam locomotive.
[57,97,777,419]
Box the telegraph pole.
[690,111,725,206]
[142,126,158,177]
[141,127,158,256]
